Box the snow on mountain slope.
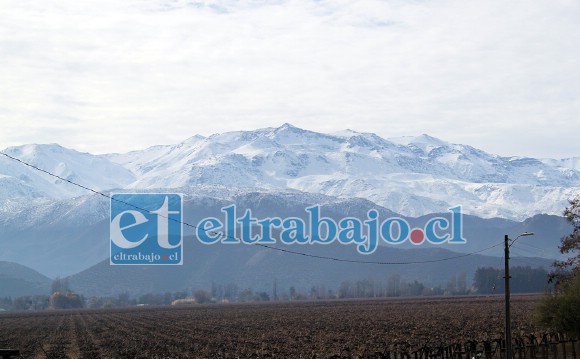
[0,195,110,231]
[104,124,579,219]
[1,124,579,220]
[542,157,580,172]
[389,134,579,185]
[0,144,135,200]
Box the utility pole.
[504,234,512,359]
[504,232,533,359]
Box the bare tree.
[549,198,580,285]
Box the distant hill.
[0,191,570,278]
[68,239,553,297]
[0,261,51,297]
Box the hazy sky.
[1,0,579,158]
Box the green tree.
[535,274,580,336]
[536,198,580,335]
[473,267,502,294]
[474,266,549,294]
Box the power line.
[253,241,504,265]
[512,242,561,261]
[0,150,503,265]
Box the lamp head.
[508,232,534,247]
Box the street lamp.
[504,231,534,359]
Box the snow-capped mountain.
[1,124,579,220]
[0,144,135,200]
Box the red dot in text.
[410,229,425,244]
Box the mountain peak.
[6,143,68,157]
[183,134,207,143]
[266,123,332,145]
[415,133,448,145]
[389,134,448,147]
[1,125,579,221]
[279,122,297,129]
[332,129,361,137]
[272,122,307,134]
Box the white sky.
[1,0,579,158]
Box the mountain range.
[0,124,577,295]
[1,123,578,220]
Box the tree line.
[0,267,553,312]
[473,266,551,294]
